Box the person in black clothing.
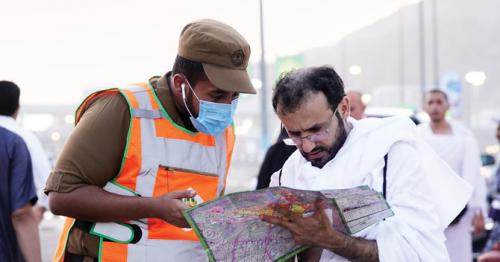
[256,127,296,189]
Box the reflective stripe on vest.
[116,84,229,197]
[53,83,234,262]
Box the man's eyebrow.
[211,89,227,95]
[304,124,322,132]
[288,123,323,134]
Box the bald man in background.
[346,90,366,120]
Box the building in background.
[299,0,499,151]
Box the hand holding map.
[183,186,393,262]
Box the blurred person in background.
[346,90,366,120]
[262,66,471,261]
[417,89,487,262]
[0,80,51,223]
[483,120,500,253]
[0,127,42,262]
[45,19,256,261]
[478,242,500,262]
[256,127,296,189]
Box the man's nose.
[300,139,316,153]
[222,97,233,104]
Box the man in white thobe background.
[418,89,487,262]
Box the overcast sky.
[0,0,418,105]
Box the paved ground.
[36,175,255,262]
[40,214,64,261]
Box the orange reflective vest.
[53,83,235,261]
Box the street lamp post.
[259,0,269,149]
[464,71,486,127]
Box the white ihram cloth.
[270,116,472,262]
[0,115,51,208]
[417,121,486,262]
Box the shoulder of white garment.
[0,116,38,147]
[274,150,307,186]
[449,119,475,137]
[11,124,50,167]
[415,122,430,133]
[0,116,51,174]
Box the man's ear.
[171,73,186,95]
[343,96,351,118]
[339,96,350,118]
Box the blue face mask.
[182,81,238,135]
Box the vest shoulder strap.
[75,88,119,124]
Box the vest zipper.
[159,165,219,177]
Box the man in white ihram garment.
[261,66,473,261]
[417,89,487,262]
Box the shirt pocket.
[148,165,219,241]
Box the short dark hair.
[427,89,448,102]
[172,55,206,87]
[272,66,345,114]
[0,81,20,116]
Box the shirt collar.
[0,115,17,127]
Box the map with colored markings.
[183,186,393,262]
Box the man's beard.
[303,113,348,168]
